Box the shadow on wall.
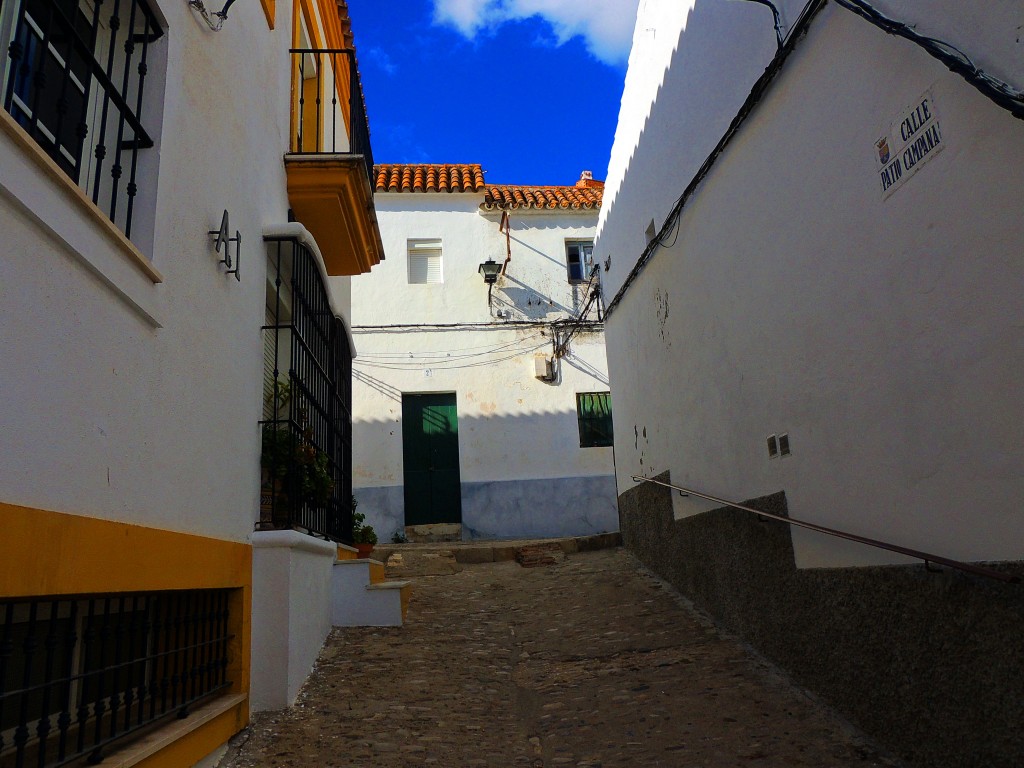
[491,285,562,320]
[350,406,617,542]
[598,0,777,264]
[351,335,607,404]
[353,367,403,403]
[619,472,1024,768]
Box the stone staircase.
[331,556,411,627]
[374,531,623,577]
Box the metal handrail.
[631,475,1019,584]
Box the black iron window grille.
[577,391,613,448]
[261,236,354,543]
[289,48,373,181]
[0,589,232,768]
[0,0,162,239]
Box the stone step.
[375,531,622,574]
[331,559,410,627]
[367,580,413,622]
[514,542,566,568]
[383,549,461,578]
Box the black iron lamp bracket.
[209,210,241,281]
[188,0,239,31]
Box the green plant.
[391,529,408,544]
[261,377,335,513]
[264,378,292,415]
[261,425,335,509]
[351,498,377,545]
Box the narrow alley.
[221,548,902,767]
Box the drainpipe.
[500,209,512,274]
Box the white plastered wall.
[350,193,617,539]
[596,0,1024,567]
[0,0,294,543]
[250,532,337,712]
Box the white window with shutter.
[408,239,443,283]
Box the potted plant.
[351,496,377,558]
[260,380,335,527]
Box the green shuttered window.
[576,392,613,448]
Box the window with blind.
[407,238,442,283]
[576,392,613,448]
[566,240,594,283]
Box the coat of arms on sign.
[876,137,890,165]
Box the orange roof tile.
[481,183,603,211]
[336,1,354,48]
[374,164,486,193]
[373,164,603,210]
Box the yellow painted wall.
[290,0,352,152]
[0,502,251,597]
[136,700,248,768]
[0,501,252,765]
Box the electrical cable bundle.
[604,0,1024,320]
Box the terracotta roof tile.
[480,183,603,211]
[374,164,486,193]
[372,164,603,210]
[336,1,354,48]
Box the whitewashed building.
[0,0,389,764]
[351,165,617,542]
[596,1,1024,766]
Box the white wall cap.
[366,581,411,590]
[252,529,338,557]
[334,557,384,566]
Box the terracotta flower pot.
[355,543,374,559]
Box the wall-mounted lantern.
[478,259,501,285]
[478,258,501,308]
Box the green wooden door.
[402,393,462,526]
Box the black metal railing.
[261,236,354,543]
[0,589,232,768]
[2,0,162,239]
[289,48,373,180]
[632,475,1020,584]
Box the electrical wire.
[356,337,549,366]
[357,332,547,362]
[353,341,551,371]
[352,321,553,330]
[737,0,784,48]
[354,342,548,370]
[553,269,603,358]
[604,0,1024,321]
[604,0,828,321]
[355,331,546,357]
[187,0,234,30]
[833,0,1024,117]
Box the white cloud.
[365,47,398,76]
[431,0,639,65]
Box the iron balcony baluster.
[288,48,374,180]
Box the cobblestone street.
[221,548,901,767]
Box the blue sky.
[347,0,639,186]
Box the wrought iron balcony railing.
[260,236,354,544]
[290,48,373,181]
